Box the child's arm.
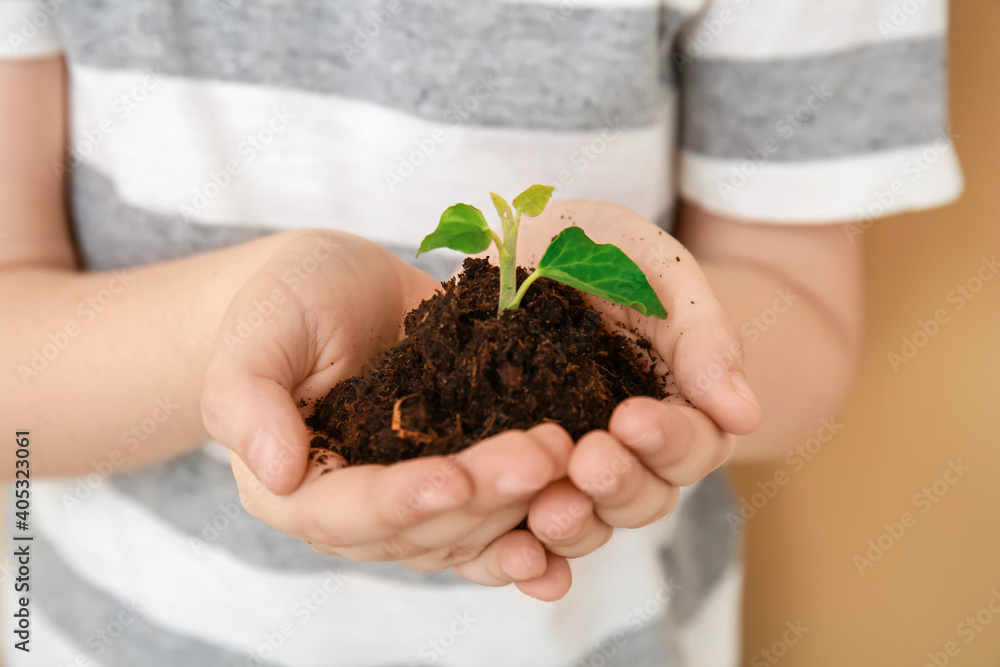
[675,203,863,462]
[0,55,270,475]
[0,57,314,475]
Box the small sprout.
[418,185,667,319]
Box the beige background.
[730,0,1000,664]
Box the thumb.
[641,248,763,435]
[202,371,310,495]
[201,270,313,495]
[668,318,762,435]
[201,233,439,494]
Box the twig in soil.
[391,395,434,445]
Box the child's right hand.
[200,231,573,599]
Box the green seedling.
[417,184,668,319]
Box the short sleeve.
[674,0,963,223]
[0,1,62,60]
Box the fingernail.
[730,372,761,409]
[249,432,283,489]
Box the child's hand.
[200,231,572,599]
[501,201,764,552]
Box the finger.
[343,500,531,566]
[329,424,574,564]
[528,479,613,558]
[454,428,567,513]
[525,422,575,479]
[377,423,571,552]
[449,530,549,586]
[203,300,313,495]
[234,453,473,547]
[609,397,735,487]
[568,430,679,529]
[201,242,385,494]
[659,316,763,436]
[514,551,573,602]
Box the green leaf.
[512,184,554,217]
[490,192,512,224]
[536,227,668,319]
[417,204,493,256]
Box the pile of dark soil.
[306,258,668,466]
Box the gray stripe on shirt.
[659,469,739,624]
[109,448,474,586]
[53,0,686,131]
[29,532,251,667]
[681,37,949,160]
[570,615,682,667]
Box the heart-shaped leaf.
[512,184,554,217]
[536,227,667,319]
[417,203,493,256]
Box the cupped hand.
[201,231,573,599]
[489,201,764,551]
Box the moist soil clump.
[307,258,668,466]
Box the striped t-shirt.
[2,1,961,665]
